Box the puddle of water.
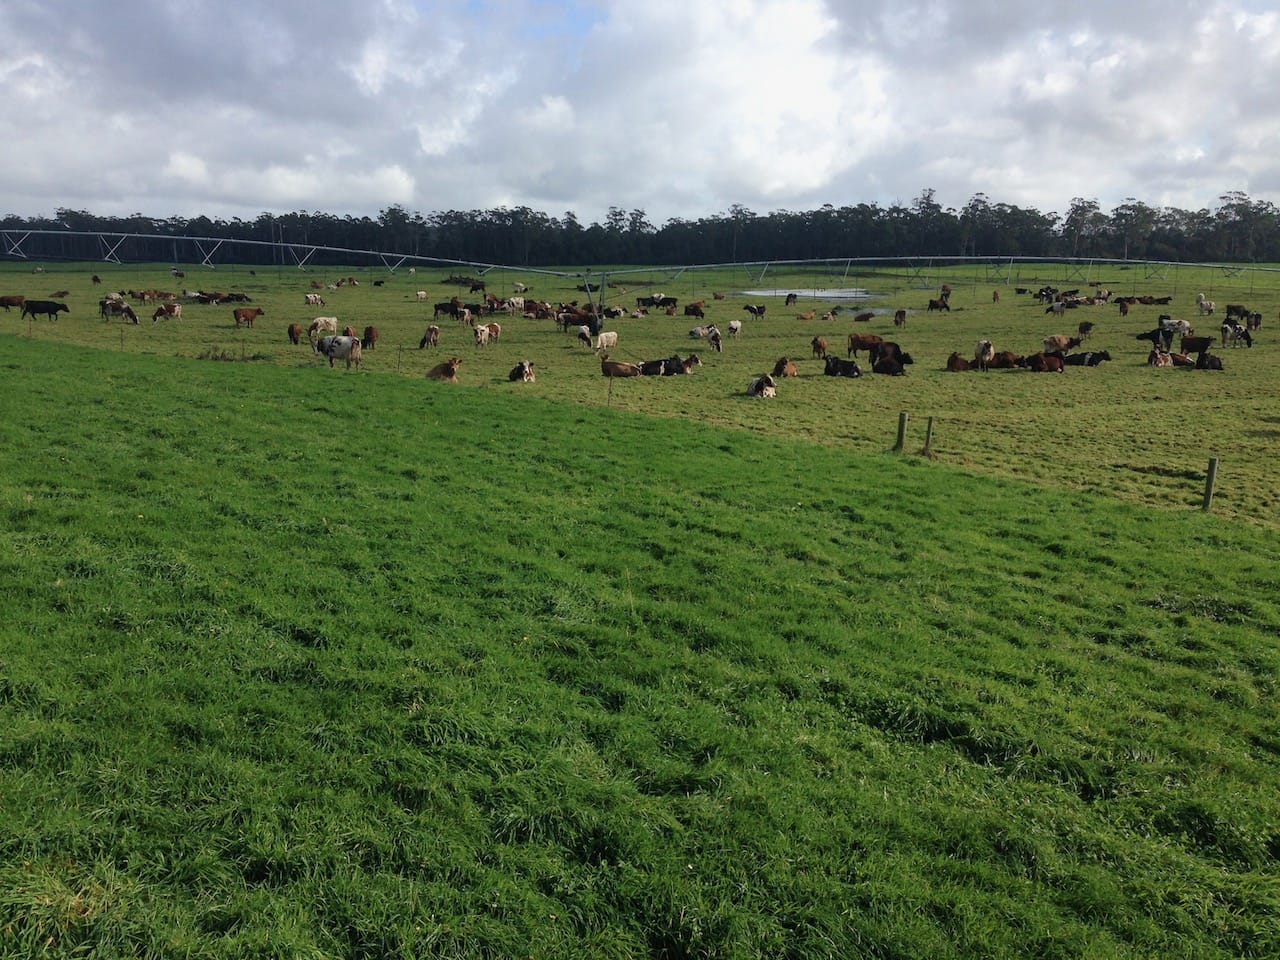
[740,287,876,300]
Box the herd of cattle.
[3,276,1268,396]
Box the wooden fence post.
[1202,457,1219,511]
[893,412,909,452]
[921,416,935,456]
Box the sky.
[2,0,1278,227]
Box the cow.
[1197,297,1215,316]
[1042,335,1082,354]
[992,290,1001,303]
[1158,316,1193,338]
[1023,352,1065,373]
[473,325,490,347]
[709,328,723,353]
[315,335,362,370]
[22,300,69,321]
[305,293,325,306]
[927,298,950,312]
[1045,301,1067,317]
[416,291,428,302]
[795,310,817,322]
[823,356,862,377]
[974,339,995,372]
[1221,321,1252,348]
[784,293,798,306]
[988,351,1023,369]
[846,333,883,358]
[727,319,742,337]
[233,307,263,329]
[99,299,137,323]
[599,354,642,377]
[1181,335,1214,355]
[469,281,486,293]
[339,325,357,339]
[1062,351,1113,366]
[872,357,907,375]
[512,282,528,294]
[1225,304,1250,320]
[667,354,703,375]
[772,357,798,378]
[308,317,339,341]
[287,322,303,345]
[1136,327,1173,352]
[48,290,70,299]
[578,325,593,348]
[508,360,536,382]
[893,309,907,327]
[92,275,102,285]
[419,325,441,349]
[152,303,182,322]
[1196,351,1224,371]
[684,304,705,319]
[743,304,766,318]
[426,357,462,382]
[1078,320,1094,339]
[0,295,25,310]
[868,342,913,367]
[1148,349,1174,368]
[946,352,972,372]
[361,326,378,350]
[433,299,461,321]
[747,374,777,398]
[593,331,619,354]
[1248,312,1263,331]
[811,336,828,359]
[1118,300,1130,317]
[853,311,875,323]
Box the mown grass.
[3,258,1279,527]
[2,336,1279,958]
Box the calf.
[0,295,26,310]
[361,325,378,350]
[287,322,303,345]
[946,352,972,372]
[305,293,325,306]
[1062,350,1112,366]
[727,319,742,337]
[593,331,619,354]
[1023,352,1064,373]
[1181,335,1214,354]
[419,325,441,349]
[599,354,641,377]
[974,339,995,372]
[893,309,907,327]
[1196,351,1224,371]
[772,357,798,378]
[233,307,263,328]
[746,374,777,398]
[823,356,862,378]
[743,304,766,318]
[425,357,462,382]
[811,336,828,359]
[853,311,875,323]
[927,298,950,312]
[508,360,536,382]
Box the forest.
[3,189,1277,267]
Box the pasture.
[2,261,1280,957]
[2,259,1278,528]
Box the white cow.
[593,331,618,354]
[473,325,490,347]
[747,374,777,398]
[315,335,362,369]
[305,293,325,306]
[416,290,428,302]
[727,319,742,337]
[308,316,339,341]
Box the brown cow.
[1181,335,1214,354]
[853,311,875,323]
[847,333,884,357]
[599,354,641,377]
[992,290,1001,303]
[811,336,828,359]
[152,303,182,322]
[1042,335,1082,354]
[426,357,461,382]
[946,352,972,371]
[0,295,26,310]
[1023,352,1065,373]
[233,307,263,328]
[287,322,303,345]
[341,325,358,338]
[772,357,798,378]
[893,309,907,327]
[361,325,378,350]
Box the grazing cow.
[1158,316,1193,338]
[469,281,486,293]
[927,298,950,312]
[21,300,69,321]
[1042,335,1082,354]
[946,352,972,372]
[361,325,378,350]
[151,303,182,322]
[868,342,913,366]
[893,309,907,327]
[974,339,995,372]
[1022,352,1065,373]
[99,300,137,323]
[1062,351,1112,366]
[1136,327,1173,352]
[599,354,642,377]
[772,357,798,378]
[0,295,26,310]
[1221,320,1252,347]
[473,325,490,347]
[578,325,593,348]
[287,322,303,345]
[1225,304,1249,320]
[992,290,1001,303]
[426,357,462,382]
[508,360,536,382]
[1045,301,1067,317]
[233,307,263,328]
[853,311,875,323]
[513,282,528,293]
[727,319,742,337]
[684,304,705,319]
[305,293,325,306]
[1078,320,1094,339]
[1196,351,1224,371]
[1198,298,1215,315]
[419,325,441,349]
[315,335,362,370]
[341,325,358,339]
[433,299,461,321]
[743,304,766,318]
[593,331,619,354]
[1118,300,1130,317]
[785,293,798,306]
[92,275,102,285]
[823,356,863,378]
[747,374,777,398]
[846,333,883,357]
[1181,335,1214,355]
[308,317,339,341]
[811,335,828,359]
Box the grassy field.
[3,258,1278,529]
[2,262,1280,957]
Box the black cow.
[1196,351,1224,370]
[872,357,907,375]
[823,356,862,377]
[1136,327,1173,351]
[21,299,69,321]
[868,341,914,366]
[1062,351,1112,366]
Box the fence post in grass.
[397,345,402,374]
[921,416,935,456]
[1202,457,1219,511]
[894,411,909,452]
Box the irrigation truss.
[4,228,1276,303]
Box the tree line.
[3,190,1277,267]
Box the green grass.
[2,335,1279,958]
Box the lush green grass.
[2,336,1279,958]
[4,259,1279,528]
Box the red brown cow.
[946,352,972,371]
[287,322,303,345]
[233,307,263,328]
[426,356,462,382]
[811,336,828,359]
[361,325,378,350]
[599,354,642,377]
[0,295,25,311]
[772,357,798,378]
[1023,352,1064,372]
[847,333,883,357]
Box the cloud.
[0,0,1276,228]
